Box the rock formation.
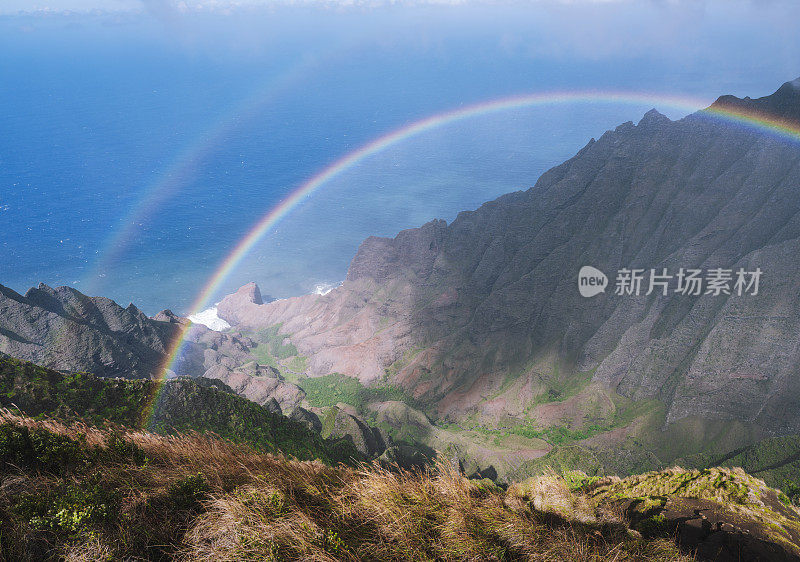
[217,78,800,455]
[0,282,306,413]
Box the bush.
[106,432,148,465]
[563,470,600,491]
[782,480,800,506]
[0,422,95,475]
[15,482,118,538]
[168,473,211,510]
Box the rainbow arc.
[139,89,800,429]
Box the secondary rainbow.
[139,89,800,429]
[84,55,327,295]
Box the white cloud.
[0,0,650,16]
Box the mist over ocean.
[1,3,799,315]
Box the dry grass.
[0,409,296,561]
[182,459,690,561]
[0,411,691,561]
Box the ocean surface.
[1,3,799,315]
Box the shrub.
[106,431,148,465]
[0,422,95,475]
[169,473,211,510]
[15,482,118,537]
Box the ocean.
[1,3,798,316]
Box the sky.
[2,0,799,313]
[1,0,798,13]
[4,1,799,83]
[3,0,633,13]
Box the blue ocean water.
[1,4,799,315]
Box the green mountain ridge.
[0,353,359,466]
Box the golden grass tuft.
[508,470,598,524]
[0,409,301,560]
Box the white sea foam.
[313,282,339,296]
[188,305,231,331]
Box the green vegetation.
[257,324,299,359]
[783,481,800,506]
[249,343,280,370]
[0,354,359,465]
[15,481,118,538]
[562,469,600,491]
[677,433,800,496]
[0,422,97,474]
[301,373,365,408]
[241,324,311,383]
[300,372,419,412]
[167,473,211,510]
[247,324,302,372]
[462,396,660,452]
[504,422,608,445]
[588,466,762,505]
[514,445,607,482]
[320,405,339,439]
[286,354,308,373]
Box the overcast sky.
[0,0,785,15]
[5,0,466,14]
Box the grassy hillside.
[5,411,800,561]
[0,411,693,561]
[677,434,800,501]
[0,354,358,465]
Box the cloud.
[0,0,653,15]
[0,0,137,15]
[138,0,183,24]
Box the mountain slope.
[0,283,308,413]
[217,78,800,470]
[0,353,358,464]
[0,283,174,379]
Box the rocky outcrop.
[203,361,305,414]
[215,282,264,327]
[0,283,175,379]
[0,282,305,415]
[626,495,800,561]
[588,467,800,562]
[216,78,800,448]
[315,405,392,457]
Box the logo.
[578,266,608,297]
[577,266,762,297]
